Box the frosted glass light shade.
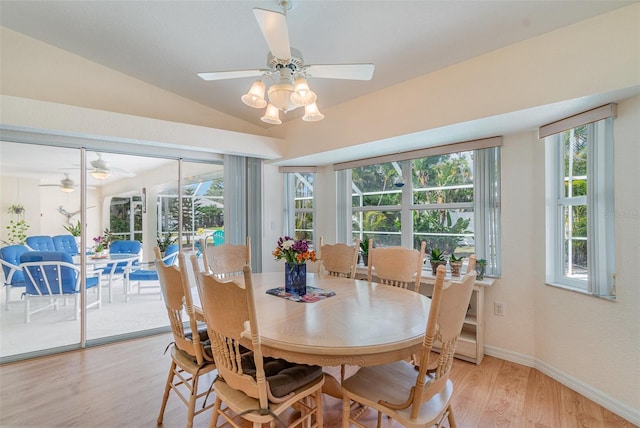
[290,77,317,106]
[241,80,267,108]
[302,103,324,122]
[267,83,296,112]
[60,186,75,193]
[261,104,282,125]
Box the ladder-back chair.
[155,250,215,428]
[201,236,251,279]
[367,240,426,292]
[195,262,325,428]
[342,264,476,428]
[318,237,360,279]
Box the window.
[544,114,615,298]
[283,170,316,243]
[342,139,502,276]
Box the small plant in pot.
[359,237,370,266]
[476,259,487,280]
[449,253,465,277]
[428,247,447,275]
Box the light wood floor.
[0,333,634,428]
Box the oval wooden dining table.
[231,271,432,397]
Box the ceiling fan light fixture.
[60,186,75,193]
[302,102,324,122]
[267,82,296,112]
[91,169,111,180]
[261,104,282,125]
[290,77,317,106]
[241,80,267,108]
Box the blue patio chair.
[52,234,79,256]
[99,240,141,303]
[212,230,225,246]
[194,240,204,257]
[20,251,102,322]
[0,244,29,310]
[127,244,179,297]
[25,235,56,251]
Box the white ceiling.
[0,0,634,128]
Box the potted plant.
[428,247,447,275]
[476,259,487,280]
[63,220,82,237]
[449,253,464,277]
[157,233,177,255]
[93,237,105,255]
[5,219,29,245]
[359,237,370,266]
[7,204,25,216]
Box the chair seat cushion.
[185,327,213,360]
[241,353,323,398]
[128,269,158,281]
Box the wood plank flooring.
[0,333,634,427]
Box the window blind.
[333,136,502,171]
[538,103,617,138]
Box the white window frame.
[544,116,616,298]
[338,140,502,277]
[282,168,317,245]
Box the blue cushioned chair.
[212,230,225,246]
[0,244,29,310]
[20,251,102,323]
[25,235,56,251]
[53,234,79,256]
[127,244,179,297]
[100,240,141,303]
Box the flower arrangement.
[272,236,316,265]
[93,236,104,253]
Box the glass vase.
[285,262,307,296]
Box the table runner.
[266,286,336,303]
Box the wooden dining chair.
[195,263,325,428]
[367,240,427,292]
[317,237,361,279]
[155,250,216,428]
[342,264,476,428]
[201,236,251,278]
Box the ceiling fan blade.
[304,64,375,81]
[109,167,136,177]
[198,69,265,81]
[253,8,291,60]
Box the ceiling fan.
[38,174,96,193]
[87,153,136,179]
[62,153,136,180]
[197,0,374,125]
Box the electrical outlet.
[494,301,505,316]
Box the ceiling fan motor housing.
[267,47,304,72]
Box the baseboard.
[484,344,536,367]
[484,345,640,426]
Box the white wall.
[1,175,102,245]
[531,96,639,415]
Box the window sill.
[545,281,616,301]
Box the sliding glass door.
[0,141,225,362]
